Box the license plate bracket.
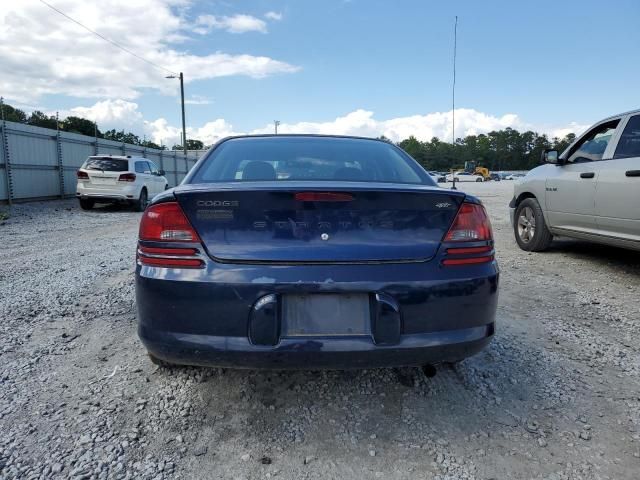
[282,293,371,337]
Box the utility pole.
[166,72,187,154]
[274,120,280,135]
[452,15,458,145]
[180,72,187,155]
[94,121,99,155]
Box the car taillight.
[444,203,492,242]
[442,202,494,266]
[118,173,136,182]
[137,245,203,268]
[137,202,204,268]
[77,170,89,180]
[139,202,200,242]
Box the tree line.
[396,129,576,172]
[2,101,577,170]
[0,101,205,151]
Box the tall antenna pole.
[452,15,458,145]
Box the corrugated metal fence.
[0,120,202,203]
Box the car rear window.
[189,137,433,185]
[83,158,129,172]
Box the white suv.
[76,156,168,211]
[510,109,640,252]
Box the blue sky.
[1,0,639,145]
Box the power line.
[38,0,177,76]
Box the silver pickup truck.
[510,109,640,252]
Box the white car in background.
[445,172,484,182]
[76,156,168,211]
[510,109,640,252]
[504,173,525,181]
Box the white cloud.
[58,100,586,148]
[195,14,267,34]
[549,122,589,140]
[264,11,283,21]
[251,109,527,142]
[68,99,143,130]
[0,1,298,103]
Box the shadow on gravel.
[163,327,571,452]
[544,238,640,271]
[84,204,131,213]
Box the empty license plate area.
[90,176,116,185]
[282,293,371,337]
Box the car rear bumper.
[139,323,494,369]
[136,259,499,369]
[76,183,138,202]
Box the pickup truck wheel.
[476,177,483,182]
[514,198,552,252]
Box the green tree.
[141,140,164,150]
[396,127,578,172]
[0,102,27,123]
[62,116,100,137]
[552,133,576,154]
[103,129,140,145]
[173,139,205,150]
[27,110,58,129]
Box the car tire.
[79,198,94,210]
[475,178,483,182]
[514,198,553,252]
[133,188,148,212]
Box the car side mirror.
[158,169,165,176]
[542,149,560,165]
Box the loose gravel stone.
[1,186,639,479]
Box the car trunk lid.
[174,182,465,263]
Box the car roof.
[218,134,392,143]
[599,108,640,122]
[87,155,145,160]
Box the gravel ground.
[1,182,639,480]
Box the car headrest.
[242,161,277,180]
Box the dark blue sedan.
[136,135,498,369]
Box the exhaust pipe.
[422,364,437,378]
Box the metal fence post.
[94,122,99,155]
[174,151,178,185]
[55,112,65,199]
[0,97,13,205]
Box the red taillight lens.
[77,170,89,179]
[138,246,198,256]
[138,256,203,268]
[446,246,492,255]
[444,203,492,242]
[442,255,494,266]
[139,202,200,242]
[294,192,353,202]
[118,173,136,182]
